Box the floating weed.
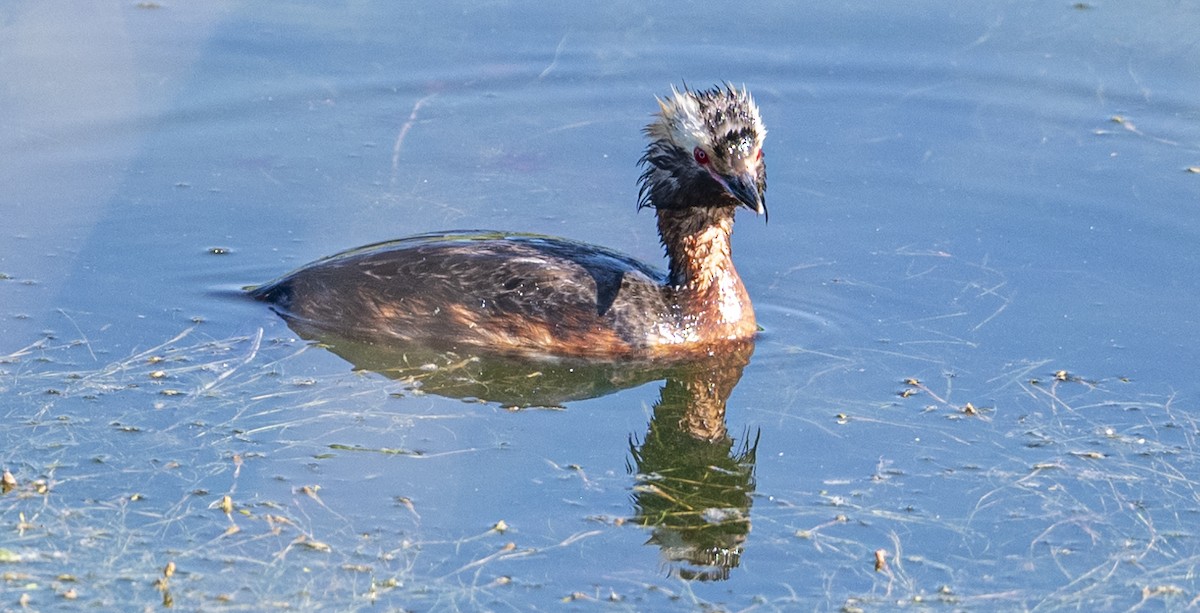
[327,443,419,456]
[0,326,502,609]
[780,359,1200,610]
[4,323,1200,610]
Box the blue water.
[3,1,1200,610]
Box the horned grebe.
[250,84,768,360]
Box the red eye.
[693,147,710,165]
[756,148,763,161]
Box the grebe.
[250,84,768,360]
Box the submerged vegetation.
[1,327,1198,610]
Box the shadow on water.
[282,318,759,582]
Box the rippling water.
[3,1,1199,610]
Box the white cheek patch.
[664,90,710,151]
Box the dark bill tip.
[724,172,766,220]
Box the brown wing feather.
[251,232,676,357]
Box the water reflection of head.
[626,341,758,582]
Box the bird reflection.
[627,342,757,582]
[280,323,757,582]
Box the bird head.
[638,83,767,219]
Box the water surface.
[3,1,1200,610]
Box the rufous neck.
[656,206,739,291]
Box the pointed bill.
[724,171,766,219]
